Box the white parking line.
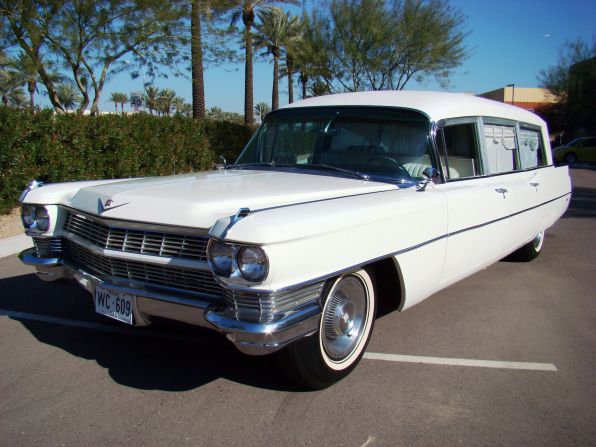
[363,352,557,371]
[1,309,558,371]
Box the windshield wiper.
[227,162,275,169]
[297,164,370,181]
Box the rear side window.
[518,126,547,169]
[483,124,517,174]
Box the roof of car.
[281,90,546,127]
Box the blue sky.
[102,0,595,113]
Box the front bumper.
[19,247,322,355]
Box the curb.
[0,234,33,259]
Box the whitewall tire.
[277,269,376,389]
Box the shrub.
[0,108,255,214]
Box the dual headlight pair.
[207,240,268,283]
[21,204,50,233]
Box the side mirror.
[417,167,440,191]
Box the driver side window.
[437,121,483,180]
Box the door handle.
[495,187,508,198]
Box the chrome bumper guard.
[19,247,323,355]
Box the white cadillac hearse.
[19,91,571,388]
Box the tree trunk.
[300,71,308,99]
[191,0,205,120]
[287,55,294,104]
[28,80,36,112]
[243,8,255,125]
[272,53,279,110]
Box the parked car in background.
[552,136,596,166]
[19,91,571,389]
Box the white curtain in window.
[483,125,516,173]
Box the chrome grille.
[63,211,208,261]
[64,240,222,297]
[33,237,64,258]
[224,282,324,323]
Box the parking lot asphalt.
[1,168,595,447]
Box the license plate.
[94,285,135,325]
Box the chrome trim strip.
[19,248,63,267]
[69,266,218,310]
[250,187,400,215]
[220,207,251,239]
[63,232,211,271]
[225,191,572,294]
[19,180,44,203]
[205,302,322,355]
[61,206,211,236]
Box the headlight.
[21,204,36,227]
[207,240,234,275]
[207,240,269,283]
[21,204,51,233]
[35,207,50,231]
[238,246,268,282]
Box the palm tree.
[254,101,270,122]
[109,92,128,114]
[191,0,206,120]
[254,7,299,111]
[282,21,302,104]
[145,86,159,115]
[8,52,64,112]
[230,0,299,124]
[157,88,176,116]
[118,93,128,114]
[57,83,82,111]
[191,1,236,120]
[109,92,120,113]
[171,96,186,115]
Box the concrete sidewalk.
[0,234,32,259]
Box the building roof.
[282,90,546,127]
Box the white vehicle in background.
[19,91,571,389]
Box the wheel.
[277,269,376,389]
[565,153,577,167]
[504,230,545,262]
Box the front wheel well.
[368,257,403,317]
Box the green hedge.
[0,108,256,214]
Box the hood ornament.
[98,198,129,214]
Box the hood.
[65,169,397,229]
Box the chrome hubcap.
[533,231,544,252]
[322,276,368,361]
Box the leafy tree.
[229,0,300,125]
[1,0,188,114]
[57,83,82,111]
[254,8,300,110]
[538,37,596,137]
[302,0,469,93]
[254,101,271,122]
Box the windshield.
[234,107,433,183]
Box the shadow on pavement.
[0,273,301,392]
[564,186,596,219]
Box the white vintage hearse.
[19,91,571,388]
